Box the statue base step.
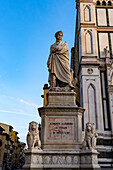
[80,149,101,170]
[23,149,101,170]
[23,149,80,170]
[47,90,77,106]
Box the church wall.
[77,0,113,133]
[73,0,113,168]
[106,63,113,132]
[80,3,95,23]
[79,2,98,60]
[108,87,113,131]
[98,32,110,58]
[79,30,82,63]
[97,8,107,26]
[81,28,98,57]
[79,66,104,132]
[108,8,113,26]
[110,33,113,55]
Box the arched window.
[84,6,91,21]
[85,31,93,54]
[108,1,112,6]
[96,0,100,5]
[102,1,106,6]
[88,84,98,129]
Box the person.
[47,31,74,89]
[16,164,21,170]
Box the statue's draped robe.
[47,41,71,84]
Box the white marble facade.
[75,0,113,134]
[79,66,104,132]
[73,2,113,168]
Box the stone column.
[107,85,113,134]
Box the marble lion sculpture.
[82,122,98,150]
[27,121,41,149]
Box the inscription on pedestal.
[48,118,75,140]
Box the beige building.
[0,123,26,169]
[0,126,5,170]
[0,123,13,170]
[71,0,113,169]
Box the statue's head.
[55,31,63,41]
[29,121,39,133]
[86,122,92,132]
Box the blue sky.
[0,0,76,143]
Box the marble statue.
[47,31,74,89]
[104,46,109,58]
[82,122,98,150]
[27,121,41,149]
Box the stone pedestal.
[38,91,84,150]
[80,150,101,170]
[23,89,101,169]
[23,149,101,170]
[23,149,80,170]
[47,91,76,106]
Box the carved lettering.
[48,118,75,140]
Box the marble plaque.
[48,118,75,140]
